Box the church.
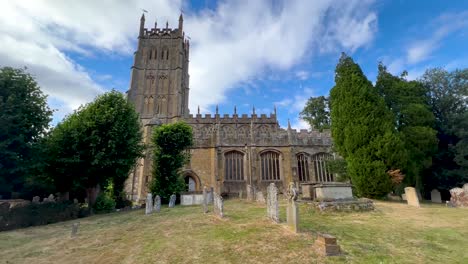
[124,14,334,203]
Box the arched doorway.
[182,170,201,192]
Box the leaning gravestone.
[213,192,224,218]
[267,183,279,223]
[168,194,176,208]
[286,182,299,233]
[202,187,209,213]
[154,195,161,212]
[145,193,153,214]
[431,189,442,203]
[404,187,420,208]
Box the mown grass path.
[1,200,467,264]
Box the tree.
[300,96,330,131]
[376,64,438,192]
[151,122,193,202]
[0,67,52,198]
[45,91,144,205]
[329,53,405,198]
[420,68,468,189]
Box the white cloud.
[406,11,468,64]
[0,0,378,122]
[295,70,309,80]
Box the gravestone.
[286,182,299,233]
[431,189,442,203]
[71,222,80,238]
[246,185,255,201]
[314,233,341,256]
[73,198,79,204]
[449,184,468,208]
[145,193,153,214]
[256,191,266,204]
[154,195,161,212]
[32,196,40,203]
[239,190,243,199]
[213,192,224,218]
[267,183,279,223]
[202,187,208,213]
[168,194,176,208]
[404,187,420,208]
[401,193,407,201]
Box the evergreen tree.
[420,68,467,189]
[329,53,404,198]
[376,64,438,192]
[151,122,193,202]
[300,96,330,131]
[0,67,53,198]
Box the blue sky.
[0,0,467,129]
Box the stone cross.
[202,187,209,213]
[431,189,442,203]
[169,194,176,208]
[404,187,420,208]
[145,193,153,214]
[213,192,224,218]
[71,222,80,238]
[267,183,279,223]
[286,182,299,233]
[154,195,161,212]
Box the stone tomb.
[404,187,420,208]
[266,183,279,223]
[313,182,353,200]
[314,233,341,256]
[213,192,224,218]
[168,194,176,208]
[431,189,442,203]
[145,193,153,214]
[180,193,204,205]
[153,195,161,212]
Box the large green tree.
[329,54,405,198]
[300,96,330,131]
[151,122,193,202]
[0,67,52,198]
[420,68,468,189]
[376,64,438,192]
[45,91,144,204]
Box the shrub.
[93,193,116,213]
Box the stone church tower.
[127,13,190,126]
[126,14,334,204]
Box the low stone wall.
[308,198,374,212]
[180,193,205,206]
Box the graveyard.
[1,199,467,264]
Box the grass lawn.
[1,199,467,264]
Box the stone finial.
[139,13,145,37]
[234,105,237,114]
[197,105,200,114]
[287,119,291,130]
[216,105,219,115]
[154,20,157,29]
[166,21,169,29]
[252,106,256,115]
[179,13,183,31]
[274,105,277,116]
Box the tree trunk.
[86,184,101,207]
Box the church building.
[125,14,334,203]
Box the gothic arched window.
[260,151,280,181]
[297,153,310,182]
[312,153,334,182]
[224,151,244,181]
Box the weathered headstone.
[286,182,299,233]
[145,193,153,214]
[267,183,279,223]
[449,184,468,208]
[153,195,161,212]
[32,196,40,203]
[314,233,341,256]
[246,184,255,201]
[213,192,224,218]
[71,222,80,238]
[210,187,214,204]
[73,198,79,204]
[238,189,243,199]
[401,193,407,201]
[256,191,266,204]
[202,187,208,213]
[431,189,442,203]
[168,194,176,208]
[404,187,420,208]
